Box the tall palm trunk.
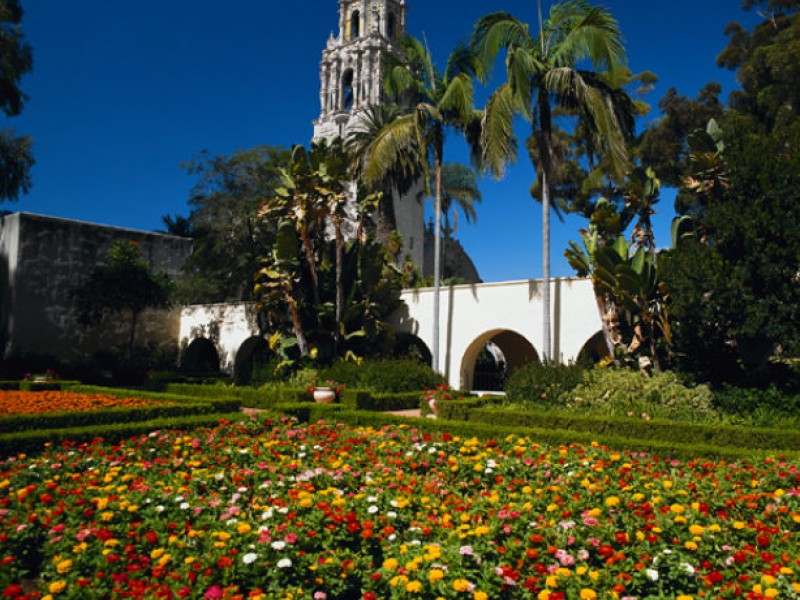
[334,215,343,356]
[432,158,443,373]
[538,91,554,363]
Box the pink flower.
[204,585,224,599]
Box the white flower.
[646,568,659,581]
[681,562,696,575]
[271,540,286,551]
[242,552,258,565]
[155,505,164,513]
[368,505,379,514]
[277,558,292,568]
[180,502,190,510]
[386,511,397,519]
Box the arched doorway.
[393,332,432,366]
[183,338,220,374]
[233,336,272,386]
[460,329,539,391]
[577,331,611,365]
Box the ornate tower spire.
[313,0,407,141]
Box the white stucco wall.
[391,278,602,389]
[178,278,603,391]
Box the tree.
[471,0,634,361]
[0,0,34,203]
[355,35,481,372]
[170,145,290,304]
[74,241,171,360]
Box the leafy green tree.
[471,0,635,361]
[355,34,480,372]
[75,241,171,360]
[0,0,34,202]
[170,145,290,304]
[661,117,800,382]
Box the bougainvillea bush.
[0,417,798,599]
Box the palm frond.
[550,4,626,71]
[481,83,519,179]
[470,12,536,84]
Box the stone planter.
[313,387,337,404]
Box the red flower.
[756,534,771,547]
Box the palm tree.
[435,163,482,278]
[471,0,634,361]
[353,35,481,372]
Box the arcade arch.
[460,329,539,391]
[183,338,220,374]
[577,331,611,365]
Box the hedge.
[466,407,800,453]
[0,398,241,434]
[438,396,504,421]
[0,412,248,456]
[164,383,308,408]
[272,408,799,462]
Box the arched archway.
[460,329,539,391]
[183,338,220,374]
[393,332,432,366]
[342,69,354,110]
[234,336,271,386]
[577,331,611,365]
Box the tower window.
[350,10,360,39]
[387,11,397,39]
[342,69,354,110]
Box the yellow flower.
[55,559,72,574]
[689,524,705,535]
[429,569,445,584]
[580,589,597,600]
[676,595,694,600]
[474,592,489,600]
[670,503,685,514]
[538,591,551,600]
[684,541,698,551]
[605,496,620,507]
[545,575,558,588]
[405,581,422,593]
[453,579,471,592]
[383,558,399,570]
[48,581,66,594]
[237,522,252,535]
[764,589,779,599]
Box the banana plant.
[566,232,670,370]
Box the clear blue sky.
[9,0,757,282]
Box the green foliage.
[567,368,716,422]
[169,145,291,303]
[0,0,34,203]
[318,358,445,393]
[0,412,245,457]
[504,361,587,407]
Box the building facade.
[312,0,427,271]
[0,212,191,366]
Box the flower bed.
[0,390,172,416]
[0,418,798,599]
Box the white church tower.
[313,0,425,270]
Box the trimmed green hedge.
[0,412,247,456]
[164,383,308,408]
[438,396,503,421]
[0,398,241,434]
[465,407,800,453]
[353,391,420,411]
[275,408,798,461]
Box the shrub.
[567,368,716,421]
[318,359,445,393]
[713,384,800,416]
[505,361,587,407]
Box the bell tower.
[313,0,424,270]
[313,0,407,141]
